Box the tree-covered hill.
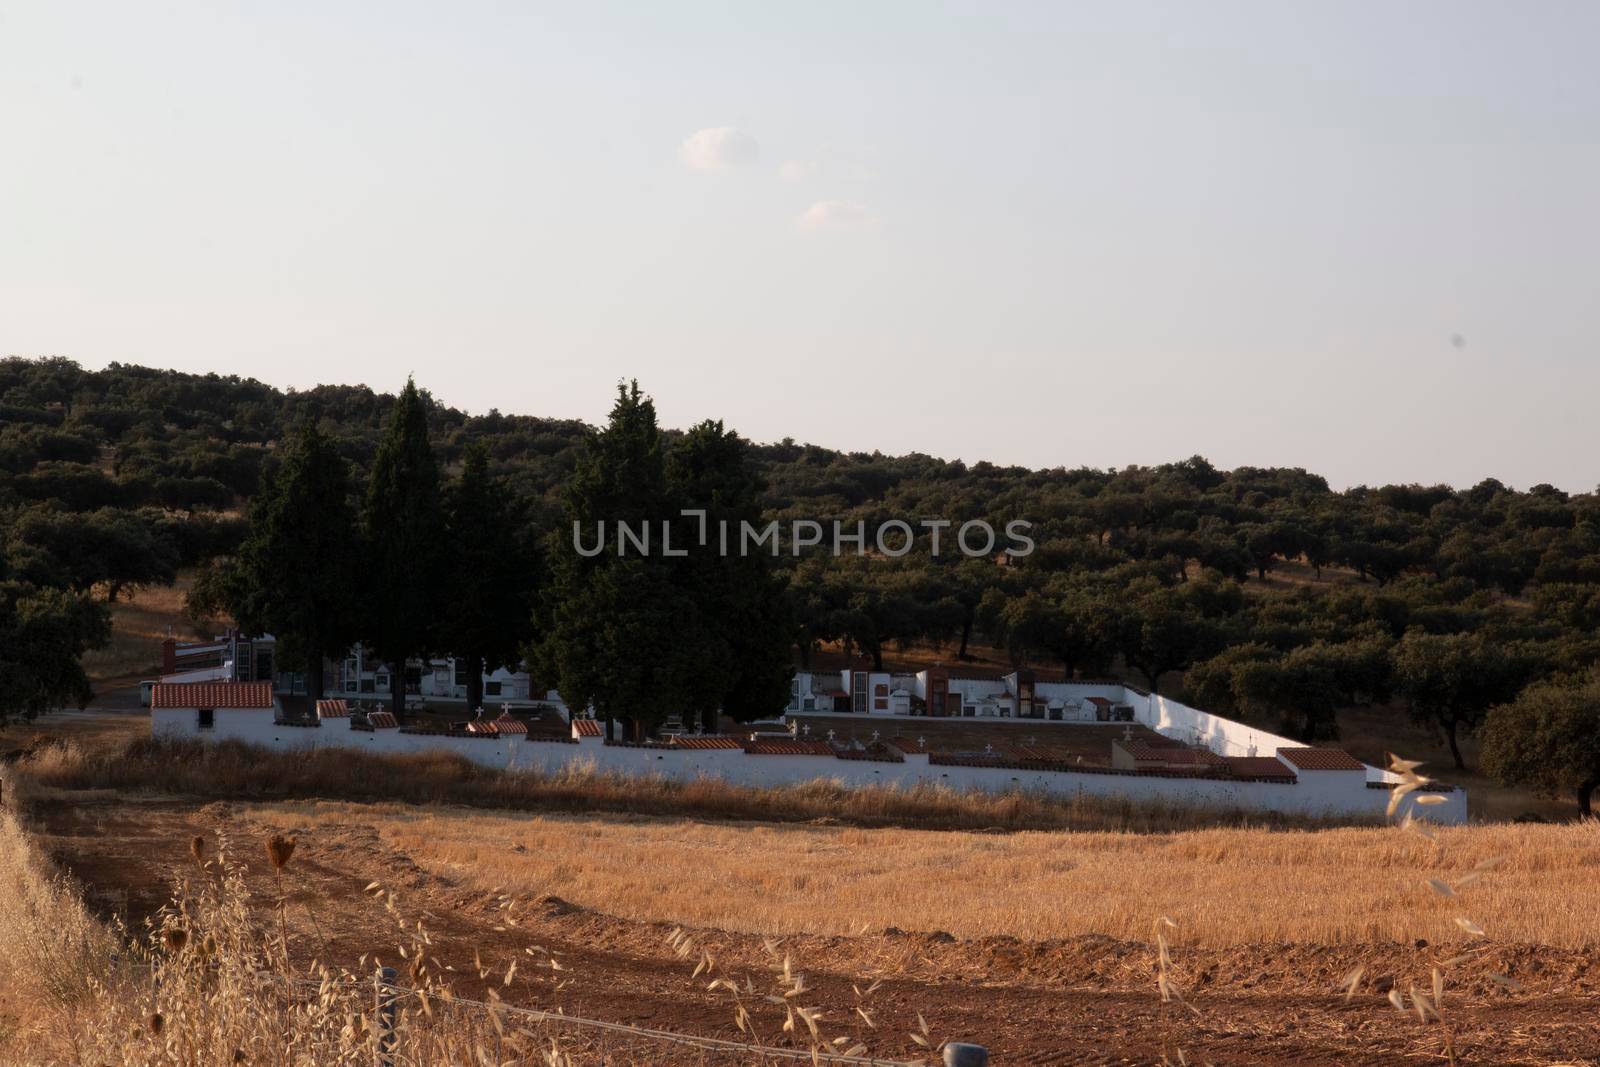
[4,355,1599,803]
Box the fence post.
[373,966,398,1067]
[943,1043,988,1067]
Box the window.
[852,673,867,713]
[197,708,214,730]
[454,663,469,687]
[963,704,977,717]
[255,650,273,680]
[375,673,389,693]
[486,681,502,697]
[345,680,358,692]
[361,678,376,693]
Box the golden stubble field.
[253,801,1600,949]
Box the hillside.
[5,356,1600,813]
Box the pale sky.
[3,2,1597,491]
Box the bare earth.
[32,796,1600,1066]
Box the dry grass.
[0,794,804,1065]
[246,800,1600,949]
[80,570,215,685]
[0,805,120,1035]
[20,734,1360,835]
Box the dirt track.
[33,797,1600,1066]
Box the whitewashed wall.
[150,706,1467,823]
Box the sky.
[2,1,1597,492]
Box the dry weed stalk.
[0,818,587,1065]
[667,925,913,1063]
[1375,753,1521,1067]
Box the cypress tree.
[229,420,360,700]
[539,381,687,739]
[668,420,791,731]
[362,379,446,716]
[441,443,538,713]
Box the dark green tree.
[0,580,110,724]
[538,382,689,738]
[668,419,792,730]
[227,421,361,700]
[362,379,447,715]
[1392,629,1543,769]
[1481,672,1600,818]
[440,443,539,714]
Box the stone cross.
[870,730,880,742]
[916,736,927,749]
[801,724,811,737]
[826,730,836,742]
[985,743,994,754]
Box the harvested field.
[250,801,1600,948]
[14,791,1600,1065]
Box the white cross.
[870,731,880,742]
[985,743,994,754]
[801,724,811,737]
[827,730,836,742]
[502,703,512,715]
[916,736,926,748]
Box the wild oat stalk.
[1379,753,1518,1067]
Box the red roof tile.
[742,739,836,756]
[669,736,744,750]
[1119,740,1226,765]
[367,711,399,729]
[493,713,529,735]
[1224,756,1298,780]
[1276,747,1365,771]
[315,699,350,718]
[151,682,274,709]
[572,719,603,737]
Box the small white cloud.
[779,159,818,183]
[680,127,759,171]
[795,199,874,231]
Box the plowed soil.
[32,797,1600,1065]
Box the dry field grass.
[7,736,1600,1064]
[250,801,1600,950]
[79,570,215,686]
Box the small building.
[150,681,279,736]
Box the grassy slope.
[80,570,218,688]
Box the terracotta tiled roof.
[151,682,274,709]
[669,736,744,750]
[1276,747,1365,771]
[493,713,529,735]
[1225,756,1298,781]
[367,711,399,729]
[1086,696,1114,707]
[572,719,603,737]
[315,699,350,718]
[742,739,836,756]
[1120,741,1226,766]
